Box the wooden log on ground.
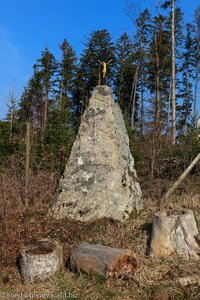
[71,242,139,278]
[20,238,63,283]
[150,210,200,259]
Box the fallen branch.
[160,153,200,207]
[174,275,200,286]
[162,275,200,287]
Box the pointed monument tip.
[96,84,110,88]
[93,85,113,97]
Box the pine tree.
[80,29,115,100]
[158,3,184,138]
[178,23,195,134]
[171,0,176,144]
[133,9,152,134]
[18,67,43,127]
[58,39,77,120]
[114,33,139,125]
[147,13,171,132]
[71,67,87,130]
[40,41,77,169]
[171,7,184,133]
[6,80,18,142]
[193,6,200,123]
[36,47,58,129]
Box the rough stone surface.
[150,210,200,259]
[48,85,142,222]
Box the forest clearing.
[1,0,200,299]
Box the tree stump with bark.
[20,239,63,283]
[150,210,200,259]
[71,242,139,278]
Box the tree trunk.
[25,122,30,207]
[71,242,139,278]
[98,66,101,85]
[9,79,16,143]
[150,139,156,180]
[43,89,48,130]
[150,210,200,259]
[130,67,139,130]
[155,35,160,127]
[194,7,200,124]
[118,65,124,109]
[20,239,63,284]
[167,79,172,134]
[140,75,144,136]
[184,71,190,135]
[59,77,64,111]
[194,58,199,125]
[171,0,176,145]
[139,37,145,136]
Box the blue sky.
[0,0,199,119]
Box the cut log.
[70,242,139,278]
[20,238,63,283]
[150,210,200,259]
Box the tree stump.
[150,210,200,259]
[71,242,139,278]
[20,239,63,283]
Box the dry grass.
[0,161,200,299]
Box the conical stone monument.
[49,86,142,222]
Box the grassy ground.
[1,169,200,299]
